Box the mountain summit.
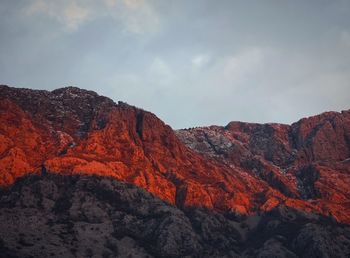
[1,85,349,224]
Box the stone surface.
[176,111,350,224]
[1,174,349,258]
[1,85,350,224]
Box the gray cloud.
[0,0,349,128]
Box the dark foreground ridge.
[0,174,349,258]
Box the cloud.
[102,42,350,129]
[62,3,90,31]
[118,0,160,35]
[192,54,210,68]
[25,0,91,32]
[4,1,350,129]
[222,48,264,82]
[149,57,173,83]
[24,0,160,34]
[104,0,118,8]
[123,0,144,9]
[340,30,350,48]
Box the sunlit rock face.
[176,110,350,223]
[1,85,350,224]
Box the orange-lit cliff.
[1,85,349,223]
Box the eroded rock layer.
[1,85,349,223]
[176,111,350,223]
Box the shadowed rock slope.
[0,174,349,258]
[1,85,350,223]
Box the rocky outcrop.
[1,174,349,258]
[1,85,350,224]
[0,85,266,215]
[176,110,350,223]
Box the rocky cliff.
[1,85,350,224]
[1,174,349,258]
[176,111,350,223]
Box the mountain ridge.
[1,85,349,224]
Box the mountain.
[0,85,266,212]
[176,110,350,223]
[1,173,349,258]
[0,85,349,225]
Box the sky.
[0,0,350,129]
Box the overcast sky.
[0,0,349,128]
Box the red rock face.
[1,85,350,223]
[176,111,350,223]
